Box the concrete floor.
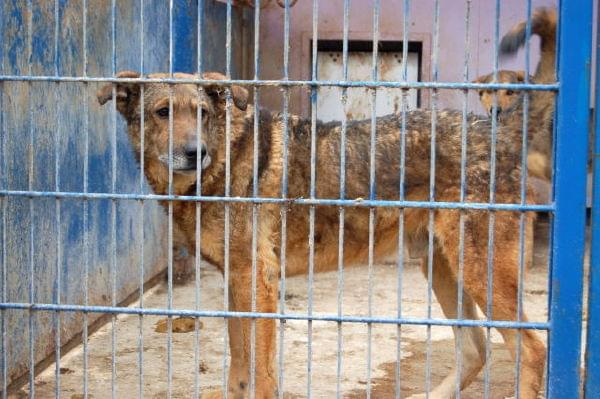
[20,223,556,398]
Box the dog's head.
[96,71,248,179]
[473,70,526,117]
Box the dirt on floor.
[20,222,553,398]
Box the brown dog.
[499,7,557,184]
[473,8,557,206]
[474,69,551,205]
[97,64,549,397]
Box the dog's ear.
[515,70,526,82]
[97,71,142,116]
[201,72,249,111]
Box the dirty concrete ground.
[22,221,564,398]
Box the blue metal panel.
[0,0,252,388]
[548,1,594,398]
[173,0,198,73]
[0,0,171,387]
[584,0,600,394]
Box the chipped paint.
[0,0,251,388]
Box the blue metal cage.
[0,0,597,398]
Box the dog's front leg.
[226,256,279,399]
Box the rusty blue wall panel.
[0,0,170,387]
[0,0,251,388]
[204,0,253,78]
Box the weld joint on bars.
[0,74,559,91]
[0,190,553,212]
[0,302,549,330]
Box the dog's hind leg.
[434,210,545,399]
[407,245,486,399]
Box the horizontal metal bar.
[0,302,549,330]
[0,189,554,212]
[0,74,559,91]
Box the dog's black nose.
[184,142,208,162]
[184,143,198,160]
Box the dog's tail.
[500,7,557,84]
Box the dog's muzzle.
[158,143,211,173]
[488,107,503,117]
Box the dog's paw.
[405,394,428,399]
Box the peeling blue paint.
[0,0,250,388]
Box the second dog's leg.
[433,210,545,399]
[407,246,486,399]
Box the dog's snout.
[488,107,503,117]
[184,142,198,159]
[184,142,207,161]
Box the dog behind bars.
[95,13,556,399]
[475,7,557,185]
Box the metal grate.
[0,0,595,398]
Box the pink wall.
[255,0,557,116]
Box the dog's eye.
[506,90,514,96]
[478,91,483,97]
[155,107,169,118]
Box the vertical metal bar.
[194,2,204,398]
[138,1,145,398]
[396,1,410,397]
[548,1,593,397]
[483,2,501,397]
[53,1,62,396]
[514,2,533,397]
[110,2,119,398]
[456,1,472,397]
[0,1,7,396]
[308,0,319,397]
[334,1,350,398]
[223,1,233,397]
[26,0,35,395]
[250,0,261,395]
[425,0,440,395]
[81,1,89,396]
[584,0,600,392]
[280,0,290,396]
[366,1,380,397]
[167,2,175,398]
